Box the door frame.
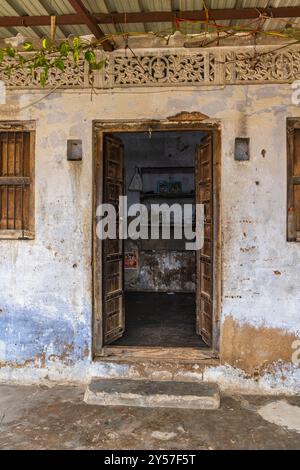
[92,118,222,357]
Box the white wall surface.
[0,82,299,390]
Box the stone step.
[84,379,220,410]
[90,347,219,384]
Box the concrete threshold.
[84,379,220,410]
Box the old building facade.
[0,39,299,393]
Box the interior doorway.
[93,120,221,356]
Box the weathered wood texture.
[287,119,300,242]
[196,136,213,346]
[0,123,35,240]
[102,135,125,345]
[68,0,114,51]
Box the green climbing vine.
[0,36,106,86]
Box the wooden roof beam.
[0,14,80,27]
[0,6,299,29]
[68,0,113,51]
[94,6,300,23]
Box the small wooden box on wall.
[234,137,250,161]
[67,140,83,161]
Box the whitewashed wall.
[0,82,299,390]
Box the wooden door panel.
[202,238,212,258]
[196,136,213,346]
[204,223,211,238]
[104,296,124,344]
[106,238,122,257]
[107,182,123,203]
[200,261,212,297]
[103,135,125,345]
[105,259,123,296]
[200,160,211,181]
[200,297,213,344]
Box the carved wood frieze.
[1,46,299,89]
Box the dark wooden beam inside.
[0,6,299,31]
[0,14,81,27]
[94,7,300,23]
[68,0,113,51]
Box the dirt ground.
[0,383,299,450]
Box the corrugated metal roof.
[0,0,299,40]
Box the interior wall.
[116,131,205,293]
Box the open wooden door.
[195,135,213,347]
[103,134,125,345]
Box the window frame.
[0,121,35,240]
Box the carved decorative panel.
[107,52,216,87]
[225,49,300,83]
[0,57,88,88]
[1,46,300,89]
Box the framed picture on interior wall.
[157,180,169,194]
[169,181,182,193]
[125,251,138,269]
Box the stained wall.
[0,80,299,390]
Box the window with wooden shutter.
[0,122,35,239]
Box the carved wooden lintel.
[167,111,209,122]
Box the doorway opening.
[93,120,221,357]
[113,130,207,348]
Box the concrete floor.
[115,292,206,348]
[0,384,300,449]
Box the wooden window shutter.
[0,122,35,239]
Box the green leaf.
[18,55,25,65]
[23,41,34,52]
[40,71,47,87]
[90,59,106,70]
[85,50,96,64]
[42,37,51,50]
[6,47,15,58]
[39,67,48,87]
[72,37,82,63]
[53,58,65,71]
[34,53,48,68]
[59,42,69,57]
[73,36,81,49]
[0,50,4,64]
[73,49,80,63]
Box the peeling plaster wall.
[125,248,196,292]
[0,80,299,391]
